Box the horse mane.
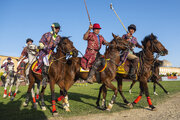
[58,36,72,46]
[141,33,157,47]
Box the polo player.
[18,38,36,83]
[36,23,61,87]
[122,24,143,80]
[1,57,14,98]
[81,23,109,84]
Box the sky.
[0,0,180,67]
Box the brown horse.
[96,33,168,111]
[129,60,169,95]
[23,37,78,113]
[54,33,133,113]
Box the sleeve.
[122,34,127,39]
[21,47,28,57]
[1,63,6,68]
[39,33,47,49]
[134,38,142,48]
[86,32,94,41]
[101,36,108,45]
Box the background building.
[159,60,180,75]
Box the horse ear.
[151,33,154,39]
[112,33,117,38]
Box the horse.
[53,33,133,114]
[3,63,15,98]
[23,37,78,114]
[11,44,40,101]
[96,33,168,111]
[129,60,169,95]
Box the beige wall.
[0,55,19,72]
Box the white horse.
[11,44,41,101]
[3,63,15,98]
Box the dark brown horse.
[54,33,133,113]
[96,33,168,111]
[23,37,78,114]
[129,60,169,95]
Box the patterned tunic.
[81,32,107,70]
[37,32,61,68]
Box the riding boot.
[42,65,49,87]
[86,66,97,84]
[129,58,138,80]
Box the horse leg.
[153,82,158,95]
[96,84,103,109]
[142,80,157,111]
[3,77,10,98]
[129,80,136,94]
[132,81,144,106]
[101,85,107,110]
[23,77,35,107]
[50,80,58,116]
[31,85,37,109]
[117,78,133,108]
[36,81,40,101]
[40,85,47,111]
[105,81,118,111]
[155,80,169,94]
[11,77,21,101]
[8,77,14,98]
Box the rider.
[1,57,14,86]
[18,38,36,83]
[36,23,61,87]
[122,24,143,80]
[81,23,109,84]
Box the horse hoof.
[33,103,37,109]
[96,105,101,109]
[11,97,14,101]
[106,104,112,111]
[3,94,7,98]
[23,102,28,107]
[150,105,157,111]
[166,92,170,95]
[42,106,46,111]
[52,111,59,117]
[127,103,133,109]
[65,108,71,112]
[129,90,132,94]
[153,92,158,95]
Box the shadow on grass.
[0,94,48,120]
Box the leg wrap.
[52,100,56,112]
[134,96,142,104]
[147,96,152,106]
[57,96,64,102]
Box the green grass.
[0,81,180,120]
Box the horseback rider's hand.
[89,24,93,30]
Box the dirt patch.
[49,92,180,120]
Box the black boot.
[129,58,138,81]
[86,67,96,84]
[42,65,49,87]
[129,67,137,80]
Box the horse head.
[57,37,78,57]
[141,33,168,56]
[111,33,133,51]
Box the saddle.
[117,60,140,77]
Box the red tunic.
[81,32,107,70]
